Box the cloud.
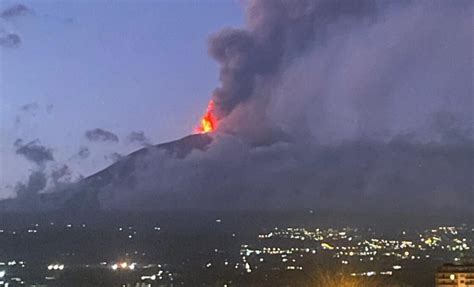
[77,146,90,159]
[51,164,72,185]
[0,4,33,49]
[14,139,54,166]
[207,0,472,145]
[20,102,40,113]
[85,128,119,143]
[0,4,32,20]
[105,152,123,163]
[0,32,21,48]
[14,170,47,199]
[46,104,54,113]
[127,131,150,145]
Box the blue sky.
[0,0,243,197]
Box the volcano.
[0,134,213,212]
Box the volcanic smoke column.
[195,0,376,133]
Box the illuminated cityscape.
[0,212,472,286]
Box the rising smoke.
[112,0,472,212]
[209,0,472,144]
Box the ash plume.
[207,0,472,145]
[209,0,376,120]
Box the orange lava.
[195,100,217,134]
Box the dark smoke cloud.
[15,170,47,199]
[0,32,21,48]
[15,139,54,166]
[51,164,72,185]
[127,131,150,145]
[20,102,40,113]
[0,4,32,19]
[209,0,376,119]
[208,0,472,144]
[85,128,119,143]
[77,146,90,159]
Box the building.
[435,263,474,287]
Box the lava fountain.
[195,100,218,134]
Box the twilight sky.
[0,0,243,198]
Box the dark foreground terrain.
[0,210,472,286]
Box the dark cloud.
[15,103,37,127]
[77,146,90,159]
[85,128,119,143]
[46,104,54,113]
[209,0,376,120]
[51,164,72,184]
[15,170,47,199]
[127,131,150,145]
[0,4,33,50]
[0,4,32,19]
[13,138,24,148]
[0,32,21,48]
[15,139,54,166]
[20,102,40,113]
[204,0,472,146]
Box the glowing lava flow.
[195,100,217,134]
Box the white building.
[435,263,474,287]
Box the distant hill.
[0,134,213,212]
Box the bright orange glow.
[196,100,217,134]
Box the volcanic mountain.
[0,134,213,212]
